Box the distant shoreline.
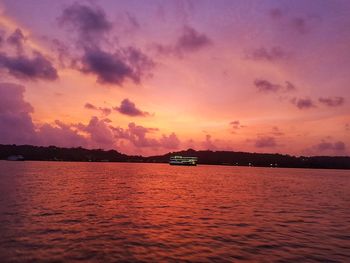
[3,159,350,172]
[1,144,349,170]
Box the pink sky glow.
[0,0,349,156]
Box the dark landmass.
[1,144,350,169]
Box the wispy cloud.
[246,46,289,62]
[290,97,316,110]
[254,79,296,93]
[254,136,277,148]
[318,97,345,107]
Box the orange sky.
[0,0,349,156]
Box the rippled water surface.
[0,161,349,262]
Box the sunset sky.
[0,0,349,156]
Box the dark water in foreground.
[0,161,349,262]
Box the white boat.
[169,156,198,166]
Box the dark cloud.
[81,48,132,85]
[318,97,345,107]
[316,141,346,152]
[176,26,212,52]
[7,28,25,53]
[155,25,212,57]
[254,79,296,93]
[346,123,350,131]
[254,79,281,93]
[58,3,154,86]
[84,102,97,110]
[255,136,277,148]
[290,97,316,109]
[246,46,288,61]
[114,98,149,117]
[80,47,153,85]
[0,51,58,81]
[58,2,112,45]
[230,120,245,133]
[84,103,111,116]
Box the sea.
[0,161,349,262]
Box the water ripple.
[0,161,349,262]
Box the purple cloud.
[0,82,92,147]
[159,133,180,149]
[114,98,149,117]
[318,97,345,107]
[0,83,36,144]
[0,51,58,81]
[125,122,158,147]
[230,120,245,133]
[84,103,112,116]
[155,25,212,57]
[254,79,296,93]
[268,8,311,34]
[58,2,112,45]
[316,141,346,152]
[83,116,115,147]
[246,46,288,61]
[291,97,316,110]
[254,79,281,93]
[84,102,97,110]
[38,120,88,148]
[59,3,154,86]
[80,47,153,85]
[80,118,179,150]
[255,136,277,148]
[7,28,25,53]
[176,26,212,52]
[0,82,181,151]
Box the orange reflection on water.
[0,161,349,261]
